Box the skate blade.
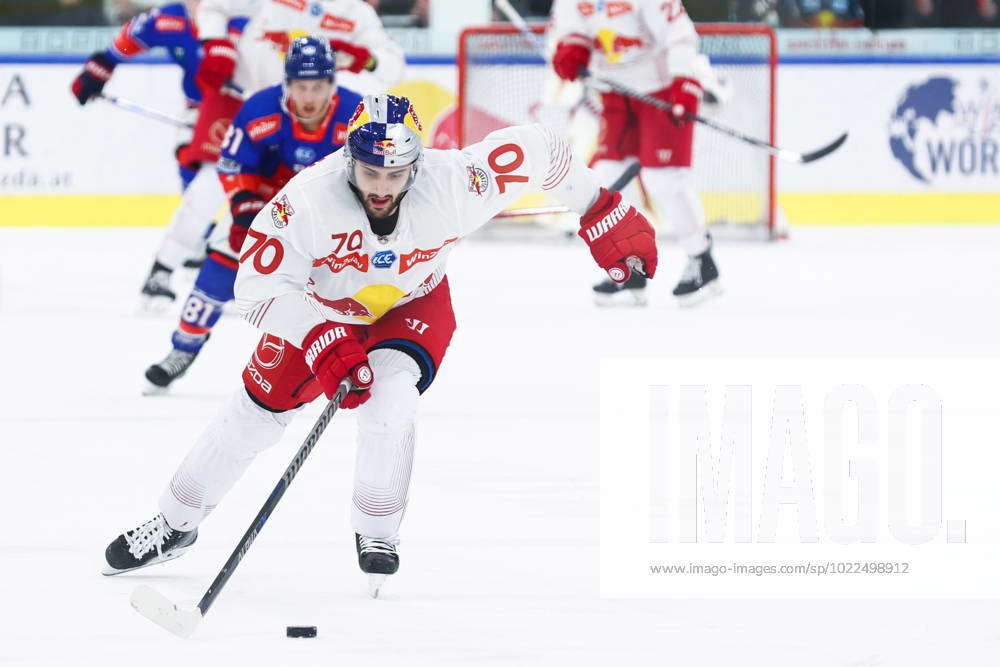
[594,290,649,308]
[102,544,193,576]
[130,585,202,638]
[675,280,723,308]
[367,574,387,599]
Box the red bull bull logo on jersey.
[309,294,376,319]
[595,29,645,63]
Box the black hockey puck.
[286,626,317,638]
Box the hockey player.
[144,36,363,393]
[103,94,658,595]
[70,1,248,306]
[548,0,722,306]
[193,0,407,96]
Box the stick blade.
[130,585,202,639]
[799,132,849,164]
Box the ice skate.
[356,533,399,598]
[139,261,176,312]
[672,240,721,307]
[103,513,197,575]
[593,272,649,307]
[144,347,201,394]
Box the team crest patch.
[270,195,295,228]
[467,165,489,196]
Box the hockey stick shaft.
[583,73,847,164]
[196,381,351,616]
[98,93,194,129]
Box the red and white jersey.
[235,124,595,347]
[198,0,405,94]
[548,0,700,94]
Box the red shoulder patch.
[577,2,596,16]
[246,114,282,141]
[321,14,356,32]
[154,15,186,32]
[273,0,306,10]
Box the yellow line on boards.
[2,193,1000,227]
[0,195,182,227]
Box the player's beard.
[361,192,404,219]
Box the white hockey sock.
[641,166,710,256]
[155,164,225,270]
[351,348,421,538]
[159,389,298,530]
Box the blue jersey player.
[143,36,363,393]
[70,0,248,307]
[70,0,247,185]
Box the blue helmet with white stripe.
[284,36,335,82]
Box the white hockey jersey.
[547,0,703,95]
[235,124,599,347]
[197,0,405,94]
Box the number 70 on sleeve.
[239,229,285,274]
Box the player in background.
[102,95,658,595]
[548,0,722,306]
[70,0,249,308]
[143,37,362,393]
[194,0,406,96]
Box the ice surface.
[1,226,998,665]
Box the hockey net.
[456,23,778,240]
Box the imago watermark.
[599,358,998,598]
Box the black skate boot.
[144,345,202,395]
[356,533,399,598]
[140,261,176,311]
[672,237,722,306]
[592,272,648,307]
[103,513,197,575]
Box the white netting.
[458,24,777,240]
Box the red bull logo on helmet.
[373,139,397,156]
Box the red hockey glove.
[578,188,658,283]
[552,34,591,82]
[302,322,373,409]
[71,51,115,105]
[177,87,243,167]
[329,39,374,73]
[196,38,237,93]
[228,190,265,253]
[660,76,702,125]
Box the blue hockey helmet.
[284,36,335,82]
[344,94,424,188]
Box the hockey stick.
[98,93,194,129]
[494,0,847,164]
[130,380,352,638]
[584,74,848,164]
[493,160,641,218]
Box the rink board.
[3,57,1000,225]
